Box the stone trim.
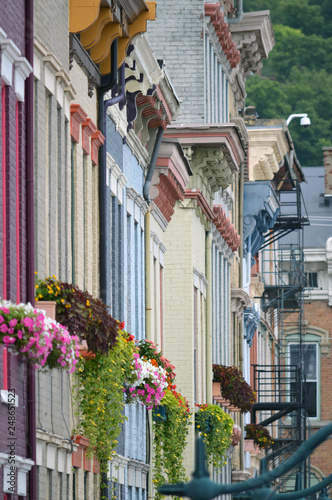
[0,29,32,101]
[0,452,34,496]
[90,130,105,165]
[184,189,214,222]
[231,288,250,319]
[194,268,208,298]
[150,202,168,232]
[284,324,330,356]
[70,103,88,143]
[82,118,97,155]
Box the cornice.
[230,11,275,68]
[164,123,246,169]
[151,169,185,222]
[213,205,240,253]
[205,3,241,69]
[70,0,157,73]
[188,146,234,195]
[248,127,289,181]
[231,288,250,319]
[211,227,234,261]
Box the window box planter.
[37,300,56,320]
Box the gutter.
[227,0,243,24]
[26,0,36,496]
[98,40,124,304]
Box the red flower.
[119,321,125,330]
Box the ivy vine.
[195,404,234,469]
[73,331,135,472]
[153,390,191,499]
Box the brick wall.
[147,0,205,124]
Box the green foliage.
[245,423,274,450]
[195,404,234,469]
[35,277,118,354]
[212,364,256,412]
[153,390,191,499]
[73,331,136,472]
[243,0,332,166]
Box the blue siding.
[105,113,147,497]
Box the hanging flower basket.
[125,353,168,409]
[195,404,234,469]
[212,364,256,413]
[245,423,274,449]
[0,300,80,372]
[152,405,167,422]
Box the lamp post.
[159,421,332,500]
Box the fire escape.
[251,179,312,492]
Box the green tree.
[243,0,332,165]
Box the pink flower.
[17,330,23,339]
[3,336,16,344]
[1,308,10,314]
[9,319,17,327]
[0,324,8,333]
[0,316,4,324]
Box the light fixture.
[286,113,311,128]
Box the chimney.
[323,147,332,197]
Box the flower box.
[244,439,259,453]
[37,300,56,320]
[78,340,95,360]
[152,405,167,422]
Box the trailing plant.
[35,276,118,354]
[153,389,191,499]
[245,423,274,449]
[213,364,256,412]
[0,300,79,372]
[195,404,234,469]
[73,328,136,472]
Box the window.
[303,272,318,288]
[289,343,318,418]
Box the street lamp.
[286,113,311,127]
[159,422,332,500]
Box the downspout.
[227,0,243,24]
[143,125,164,500]
[26,0,36,497]
[98,39,122,304]
[206,231,213,404]
[97,39,119,499]
[144,125,164,339]
[239,160,244,471]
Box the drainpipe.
[26,0,36,496]
[206,231,213,404]
[143,125,164,500]
[98,40,122,304]
[239,160,244,471]
[143,125,164,340]
[97,39,119,499]
[143,126,164,204]
[227,0,243,24]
